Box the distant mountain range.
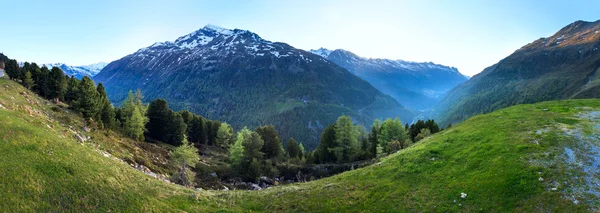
[436,20,600,125]
[18,62,106,79]
[94,25,414,149]
[309,48,468,110]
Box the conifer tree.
[74,76,101,126]
[64,76,79,104]
[286,138,301,159]
[256,125,284,160]
[187,115,207,145]
[146,99,171,141]
[48,67,66,102]
[22,71,33,89]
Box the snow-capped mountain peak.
[309,48,333,58]
[18,62,107,79]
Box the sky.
[1,0,600,76]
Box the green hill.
[1,77,599,212]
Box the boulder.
[249,183,262,190]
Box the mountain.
[1,77,596,211]
[309,48,468,110]
[44,62,107,79]
[94,25,414,149]
[436,20,600,125]
[18,62,107,79]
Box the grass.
[1,78,599,212]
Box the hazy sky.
[2,0,599,76]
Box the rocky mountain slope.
[436,20,600,125]
[2,77,598,211]
[94,25,414,149]
[309,48,468,110]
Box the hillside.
[310,48,468,110]
[436,20,600,125]
[94,25,414,149]
[2,77,599,211]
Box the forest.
[2,55,443,188]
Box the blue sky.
[1,0,599,76]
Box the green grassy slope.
[1,77,599,212]
[0,78,231,212]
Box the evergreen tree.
[368,120,381,158]
[74,76,101,125]
[256,125,284,160]
[247,158,262,182]
[165,111,187,146]
[64,76,79,104]
[179,110,194,125]
[187,115,207,145]
[216,122,235,149]
[243,129,265,162]
[208,120,221,145]
[146,99,171,141]
[4,59,19,80]
[37,66,50,98]
[286,138,301,159]
[96,83,115,130]
[316,124,337,163]
[48,67,67,102]
[22,71,33,89]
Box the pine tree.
[22,71,33,89]
[256,125,284,160]
[166,111,187,146]
[36,66,50,98]
[74,76,101,125]
[316,124,337,163]
[187,115,207,145]
[64,76,79,104]
[286,138,301,159]
[96,83,115,130]
[4,59,19,80]
[146,99,171,141]
[48,67,67,102]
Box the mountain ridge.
[94,25,414,149]
[436,19,600,125]
[309,48,468,110]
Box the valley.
[3,2,600,211]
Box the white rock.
[538,177,544,181]
[460,193,467,199]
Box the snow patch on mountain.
[18,62,107,79]
[133,24,310,62]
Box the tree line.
[3,56,444,186]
